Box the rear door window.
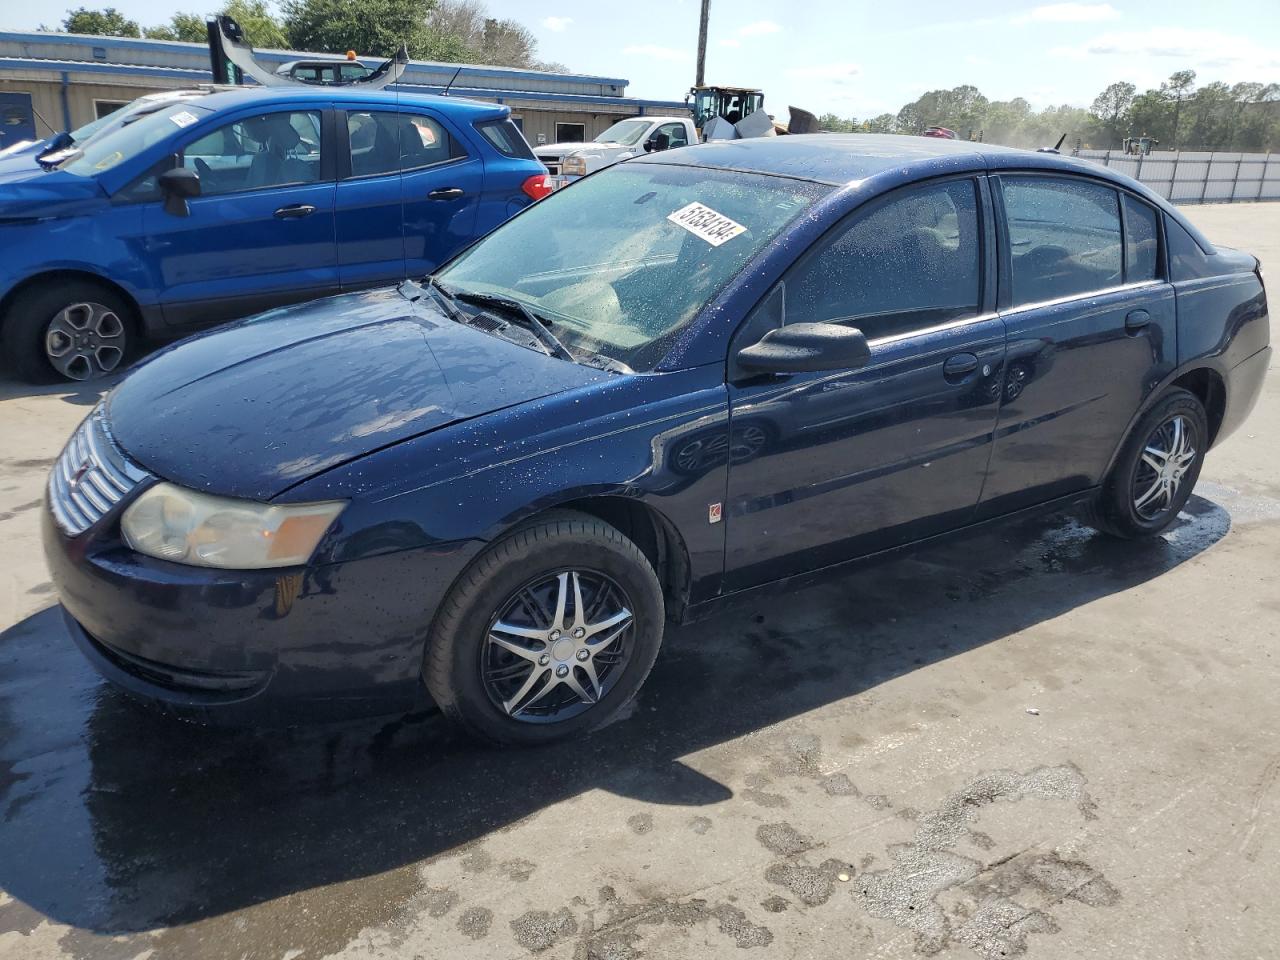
[783,178,982,340]
[1001,176,1122,305]
[348,110,464,177]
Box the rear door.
[976,174,1177,516]
[723,176,1007,589]
[142,107,339,327]
[398,108,483,276]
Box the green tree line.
[56,0,566,71]
[818,72,1280,153]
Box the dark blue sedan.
[0,85,548,382]
[43,135,1270,745]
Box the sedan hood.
[107,288,606,501]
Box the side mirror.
[159,166,201,217]
[736,322,871,374]
[644,132,671,153]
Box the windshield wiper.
[417,276,467,323]
[452,290,577,364]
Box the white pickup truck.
[535,116,697,187]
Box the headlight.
[121,483,346,570]
[562,155,587,176]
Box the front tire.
[1086,387,1208,538]
[424,511,665,745]
[1,281,136,383]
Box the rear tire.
[424,510,665,746]
[1,280,137,384]
[1085,388,1208,538]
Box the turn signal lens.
[522,174,554,201]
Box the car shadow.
[0,495,1230,935]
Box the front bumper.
[43,506,474,722]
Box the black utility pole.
[695,0,710,88]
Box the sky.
[6,0,1279,117]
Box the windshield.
[70,105,129,144]
[594,119,653,146]
[62,104,213,176]
[437,164,829,370]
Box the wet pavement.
[2,203,1279,959]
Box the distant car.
[275,58,372,85]
[43,135,1269,745]
[0,86,549,381]
[0,88,217,177]
[923,126,958,139]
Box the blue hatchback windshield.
[62,104,213,176]
[438,164,829,369]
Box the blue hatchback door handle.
[943,352,979,379]
[428,187,466,201]
[1125,309,1151,330]
[274,204,316,219]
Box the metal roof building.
[0,30,690,148]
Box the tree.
[222,0,288,48]
[1161,69,1196,148]
[864,113,897,134]
[1090,81,1135,147]
[282,0,440,58]
[62,7,140,37]
[143,12,207,42]
[426,0,566,70]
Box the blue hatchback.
[0,86,549,382]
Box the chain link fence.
[1075,149,1280,204]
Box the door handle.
[943,353,979,380]
[1125,309,1151,331]
[427,187,465,201]
[274,204,316,219]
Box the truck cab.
[534,115,696,187]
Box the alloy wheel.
[1132,414,1197,520]
[482,570,634,723]
[44,302,127,381]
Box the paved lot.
[1,203,1277,960]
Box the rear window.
[474,119,536,160]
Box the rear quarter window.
[474,118,536,160]
[1165,215,1218,281]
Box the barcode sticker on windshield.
[667,202,747,247]
[170,111,199,128]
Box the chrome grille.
[48,407,150,537]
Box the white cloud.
[1014,3,1120,23]
[718,38,741,48]
[738,20,782,37]
[541,16,573,32]
[622,44,692,62]
[1051,27,1280,77]
[785,62,861,84]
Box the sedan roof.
[636,133,1214,250]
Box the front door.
[723,177,1007,590]
[143,108,338,327]
[976,176,1177,516]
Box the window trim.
[336,106,470,182]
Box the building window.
[555,122,586,143]
[93,100,129,120]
